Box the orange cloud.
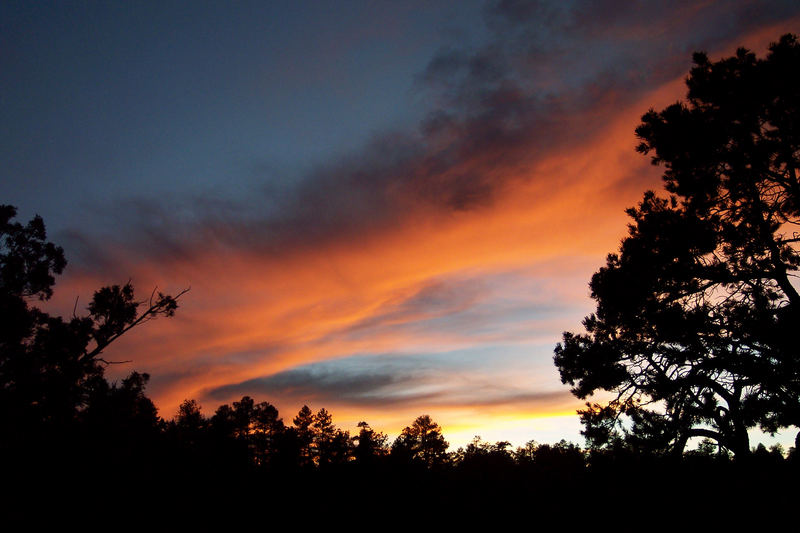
[49,72,674,414]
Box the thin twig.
[97,358,133,365]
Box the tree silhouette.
[312,407,351,467]
[554,34,800,457]
[293,404,315,467]
[203,395,286,468]
[175,399,206,433]
[251,400,284,466]
[391,415,449,468]
[0,205,186,465]
[455,436,515,476]
[81,371,164,470]
[352,421,389,465]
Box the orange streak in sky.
[52,75,680,414]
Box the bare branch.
[97,358,133,365]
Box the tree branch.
[80,286,190,363]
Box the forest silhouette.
[2,34,799,515]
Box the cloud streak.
[205,352,573,409]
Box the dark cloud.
[203,351,571,410]
[205,364,413,406]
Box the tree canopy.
[0,204,185,460]
[391,414,450,468]
[554,34,800,457]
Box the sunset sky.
[3,0,799,448]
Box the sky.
[3,0,800,449]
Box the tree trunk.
[730,422,750,458]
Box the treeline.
[9,380,799,515]
[161,394,796,475]
[11,368,795,481]
[8,370,797,487]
